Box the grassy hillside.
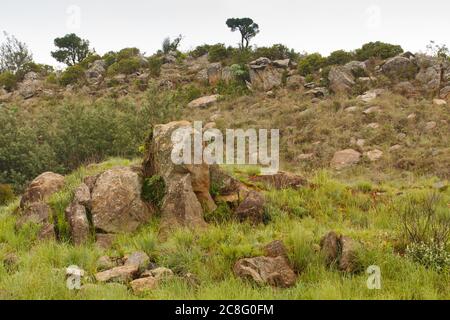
[0,158,449,300]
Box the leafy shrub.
[117,47,140,61]
[102,51,118,67]
[148,56,162,77]
[327,50,354,65]
[80,54,102,69]
[0,184,14,205]
[298,53,326,76]
[60,65,85,86]
[208,44,229,63]
[142,175,166,208]
[190,44,211,58]
[401,192,450,249]
[253,44,299,61]
[0,71,17,91]
[108,57,141,75]
[355,41,403,61]
[406,241,450,272]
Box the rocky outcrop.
[91,167,154,234]
[381,55,418,81]
[85,60,106,85]
[142,121,216,232]
[330,149,362,170]
[20,172,65,208]
[248,57,284,91]
[17,72,44,99]
[328,66,355,94]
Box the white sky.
[1,0,449,67]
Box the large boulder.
[20,172,65,208]
[142,121,216,232]
[65,203,90,246]
[85,60,106,84]
[17,72,44,99]
[320,231,360,273]
[95,265,139,283]
[328,66,355,94]
[416,57,442,95]
[235,191,266,224]
[248,57,283,91]
[381,56,418,81]
[233,256,296,288]
[91,167,154,234]
[330,149,361,170]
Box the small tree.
[51,33,91,66]
[162,35,183,54]
[426,41,449,60]
[0,32,33,74]
[226,18,259,50]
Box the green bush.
[253,44,299,61]
[406,241,450,272]
[142,175,166,208]
[298,53,326,76]
[355,41,403,61]
[148,56,162,77]
[327,50,354,66]
[60,65,85,86]
[190,44,211,58]
[208,44,229,63]
[80,54,102,69]
[117,47,140,61]
[108,57,141,75]
[0,72,18,91]
[102,51,118,67]
[0,184,14,205]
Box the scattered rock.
[235,191,266,224]
[249,172,306,190]
[143,267,174,281]
[367,123,380,129]
[365,149,384,162]
[187,95,220,108]
[20,172,65,208]
[433,181,448,191]
[249,58,283,91]
[425,121,437,131]
[320,231,360,273]
[65,203,90,246]
[263,240,289,260]
[233,256,296,288]
[328,66,355,94]
[124,251,150,272]
[407,113,417,120]
[389,145,402,152]
[95,265,139,283]
[330,149,361,170]
[97,256,115,271]
[130,277,158,294]
[433,99,447,106]
[363,106,381,115]
[381,56,418,81]
[345,106,359,113]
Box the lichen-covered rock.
[235,191,266,224]
[65,203,90,246]
[330,149,361,170]
[233,256,296,288]
[20,172,65,208]
[130,277,158,294]
[91,167,154,234]
[187,95,220,108]
[328,66,355,94]
[124,251,150,272]
[95,265,139,283]
[249,57,283,91]
[320,231,361,273]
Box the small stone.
[365,149,383,162]
[345,106,359,113]
[407,113,417,120]
[433,99,447,106]
[389,145,402,152]
[144,267,174,281]
[97,256,115,271]
[425,121,437,131]
[330,149,361,170]
[297,153,314,161]
[130,277,158,294]
[123,251,150,272]
[367,123,380,129]
[363,106,381,115]
[95,265,139,283]
[433,181,448,191]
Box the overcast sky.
[1,0,449,67]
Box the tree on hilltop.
[226,18,259,50]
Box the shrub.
[80,54,102,69]
[401,192,450,248]
[355,41,403,61]
[406,241,450,272]
[253,44,299,61]
[208,44,229,63]
[117,47,140,61]
[0,71,17,91]
[205,202,234,224]
[108,57,140,75]
[60,65,85,86]
[190,44,211,58]
[327,50,354,65]
[0,184,14,206]
[148,56,162,77]
[102,51,117,67]
[298,53,326,76]
[142,175,166,209]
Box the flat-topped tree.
[51,33,91,66]
[226,18,260,50]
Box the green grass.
[0,161,449,300]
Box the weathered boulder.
[416,64,441,94]
[85,60,106,84]
[17,202,51,227]
[286,75,305,90]
[381,56,418,81]
[187,95,220,108]
[124,251,150,272]
[433,98,447,106]
[330,149,361,170]
[17,72,44,99]
[273,59,290,69]
[264,240,289,260]
[249,57,283,91]
[20,172,65,208]
[328,66,355,94]
[344,61,367,76]
[91,167,154,234]
[320,231,360,273]
[233,256,296,288]
[65,203,90,246]
[209,165,250,205]
[142,121,216,232]
[95,265,139,283]
[440,86,450,99]
[393,81,418,98]
[235,190,266,224]
[365,149,384,162]
[249,172,306,190]
[130,277,158,294]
